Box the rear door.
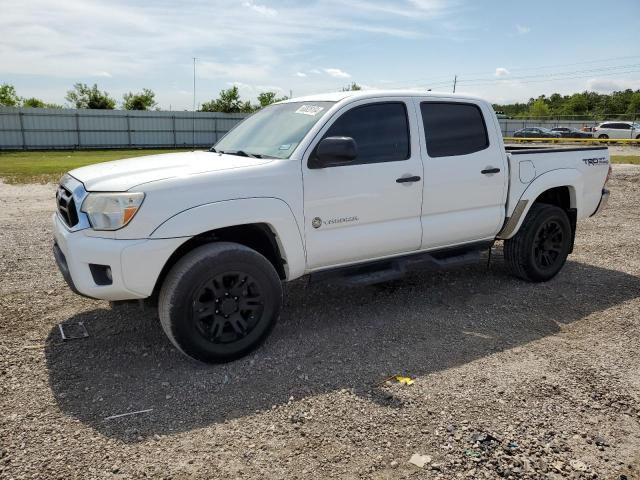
[415,99,508,249]
[613,122,632,139]
[302,98,424,269]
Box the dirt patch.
[1,167,639,479]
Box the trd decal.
[582,157,609,166]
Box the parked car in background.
[550,127,592,138]
[513,127,561,138]
[593,121,640,139]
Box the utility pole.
[192,57,196,150]
[452,75,457,94]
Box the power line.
[383,65,640,90]
[381,55,640,90]
[457,64,640,85]
[454,69,640,88]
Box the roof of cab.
[280,89,486,104]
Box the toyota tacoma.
[53,90,611,363]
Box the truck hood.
[69,151,273,191]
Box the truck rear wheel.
[504,204,572,282]
[159,242,282,363]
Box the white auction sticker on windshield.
[295,105,324,116]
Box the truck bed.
[503,145,609,222]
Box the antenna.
[192,57,197,150]
[452,75,457,93]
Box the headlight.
[81,192,145,230]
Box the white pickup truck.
[53,90,611,363]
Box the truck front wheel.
[158,242,282,363]
[504,204,572,282]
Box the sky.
[1,0,639,110]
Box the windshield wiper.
[221,150,262,158]
[215,149,279,159]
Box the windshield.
[214,101,335,159]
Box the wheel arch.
[498,169,582,240]
[149,198,307,295]
[151,222,287,300]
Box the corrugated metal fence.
[0,107,247,150]
[0,107,633,150]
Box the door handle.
[396,175,421,183]
[481,167,501,174]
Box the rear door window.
[420,102,489,157]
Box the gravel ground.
[1,166,639,479]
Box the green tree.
[626,92,640,114]
[21,97,63,109]
[65,83,116,109]
[561,93,589,117]
[122,88,157,110]
[548,93,564,113]
[257,91,287,108]
[494,89,640,120]
[528,98,551,118]
[341,82,362,91]
[200,86,254,113]
[0,83,20,107]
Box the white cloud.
[324,68,351,79]
[586,78,636,93]
[198,61,270,80]
[516,24,531,34]
[242,1,277,17]
[227,81,283,95]
[495,67,510,77]
[407,0,448,14]
[0,0,461,108]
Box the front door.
[302,98,424,270]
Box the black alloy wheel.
[192,272,264,344]
[532,219,564,271]
[504,203,572,282]
[159,242,282,363]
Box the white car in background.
[593,121,640,139]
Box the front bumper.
[52,213,186,301]
[591,188,610,217]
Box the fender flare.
[498,169,582,239]
[150,197,306,279]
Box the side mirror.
[311,136,357,168]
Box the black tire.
[635,134,640,140]
[598,134,609,139]
[504,204,572,282]
[158,242,282,363]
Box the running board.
[309,242,491,287]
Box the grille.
[56,185,79,228]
